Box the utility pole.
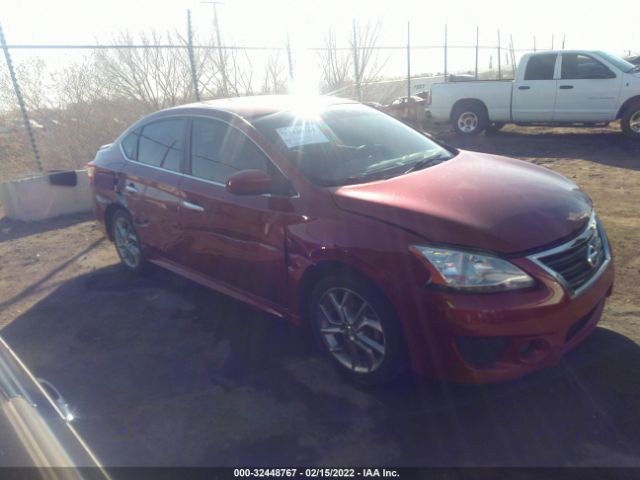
[286,34,294,83]
[475,27,479,80]
[407,21,411,99]
[497,29,501,80]
[352,19,362,101]
[201,1,228,97]
[444,24,448,82]
[186,10,201,102]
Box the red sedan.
[88,95,614,385]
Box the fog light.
[455,336,508,368]
[517,339,550,364]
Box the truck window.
[524,54,557,80]
[561,54,615,79]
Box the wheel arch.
[617,95,640,119]
[450,98,489,123]
[297,258,411,379]
[104,203,128,241]
[297,260,395,326]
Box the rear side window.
[121,129,140,160]
[190,118,269,184]
[561,54,615,79]
[137,119,186,172]
[524,54,557,80]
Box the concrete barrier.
[0,169,92,222]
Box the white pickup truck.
[429,50,640,138]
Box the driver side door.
[553,53,622,122]
[177,117,296,308]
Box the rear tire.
[451,103,488,136]
[621,102,640,139]
[110,209,146,273]
[308,273,407,385]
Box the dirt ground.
[0,124,639,467]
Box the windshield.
[252,103,454,186]
[596,51,637,73]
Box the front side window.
[190,118,269,184]
[561,54,615,79]
[190,118,227,182]
[524,54,557,80]
[596,51,637,73]
[253,103,454,187]
[137,118,186,172]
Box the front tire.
[621,102,640,139]
[111,209,146,273]
[308,273,407,385]
[452,103,488,136]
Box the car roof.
[170,95,358,120]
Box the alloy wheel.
[316,288,386,374]
[630,111,640,133]
[113,215,141,269]
[457,112,479,133]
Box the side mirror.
[226,169,274,195]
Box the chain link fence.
[0,13,552,180]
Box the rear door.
[120,118,186,261]
[553,53,622,122]
[177,116,295,307]
[511,53,559,122]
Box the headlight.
[409,245,535,292]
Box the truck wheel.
[452,104,488,136]
[621,103,640,139]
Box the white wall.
[0,170,93,222]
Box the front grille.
[535,218,607,294]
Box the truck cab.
[429,50,640,138]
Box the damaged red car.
[89,95,614,384]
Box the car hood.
[331,150,592,254]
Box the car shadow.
[430,127,640,170]
[0,211,95,244]
[2,264,640,467]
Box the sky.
[1,0,638,91]
[2,0,637,51]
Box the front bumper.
[393,237,614,384]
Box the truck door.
[511,53,559,122]
[553,53,622,122]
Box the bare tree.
[0,56,54,112]
[318,29,352,94]
[199,45,255,98]
[318,22,388,96]
[93,30,194,110]
[351,20,388,85]
[261,51,287,94]
[226,48,254,96]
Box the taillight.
[87,162,95,185]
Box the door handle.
[181,200,205,212]
[125,183,138,193]
[559,85,574,89]
[518,86,531,90]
